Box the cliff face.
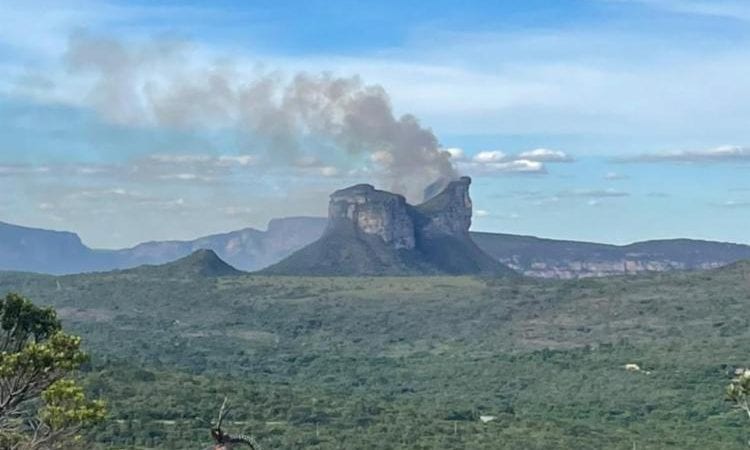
[0,221,101,274]
[471,232,750,279]
[416,176,473,237]
[264,177,512,276]
[327,176,474,248]
[328,184,416,250]
[500,258,725,279]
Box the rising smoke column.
[65,34,458,200]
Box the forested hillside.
[1,260,750,448]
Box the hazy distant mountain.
[472,233,750,278]
[0,218,326,275]
[263,177,513,276]
[5,214,750,278]
[0,221,105,274]
[113,216,327,271]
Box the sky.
[3,0,750,248]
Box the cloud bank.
[617,145,750,163]
[448,148,573,175]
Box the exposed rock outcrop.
[263,177,513,276]
[7,200,750,278]
[416,176,473,237]
[471,233,750,279]
[328,184,416,250]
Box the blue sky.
[2,0,750,248]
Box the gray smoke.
[65,34,458,200]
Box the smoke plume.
[64,34,458,200]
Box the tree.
[0,293,105,449]
[726,368,750,420]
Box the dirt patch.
[57,307,114,322]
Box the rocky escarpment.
[328,184,416,250]
[471,233,750,279]
[263,177,513,276]
[8,200,750,278]
[416,176,473,237]
[325,176,474,249]
[0,221,99,274]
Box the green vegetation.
[1,262,750,448]
[0,293,105,449]
[726,368,750,421]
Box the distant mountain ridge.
[4,215,750,278]
[0,217,326,275]
[113,216,326,271]
[471,233,750,278]
[0,221,97,274]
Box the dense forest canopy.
[0,266,749,448]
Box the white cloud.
[460,148,574,176]
[462,158,547,175]
[158,173,214,182]
[149,153,256,167]
[319,166,339,177]
[604,171,629,180]
[618,145,750,163]
[218,155,256,166]
[517,148,574,162]
[473,209,520,220]
[68,188,145,200]
[148,155,213,164]
[473,151,507,163]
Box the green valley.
[1,258,749,448]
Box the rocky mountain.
[5,200,750,278]
[472,233,750,278]
[0,217,326,275]
[0,221,103,274]
[113,216,327,271]
[263,177,513,276]
[122,249,243,278]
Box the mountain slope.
[262,221,438,276]
[118,216,327,271]
[124,249,243,278]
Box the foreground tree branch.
[0,293,105,449]
[207,397,261,450]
